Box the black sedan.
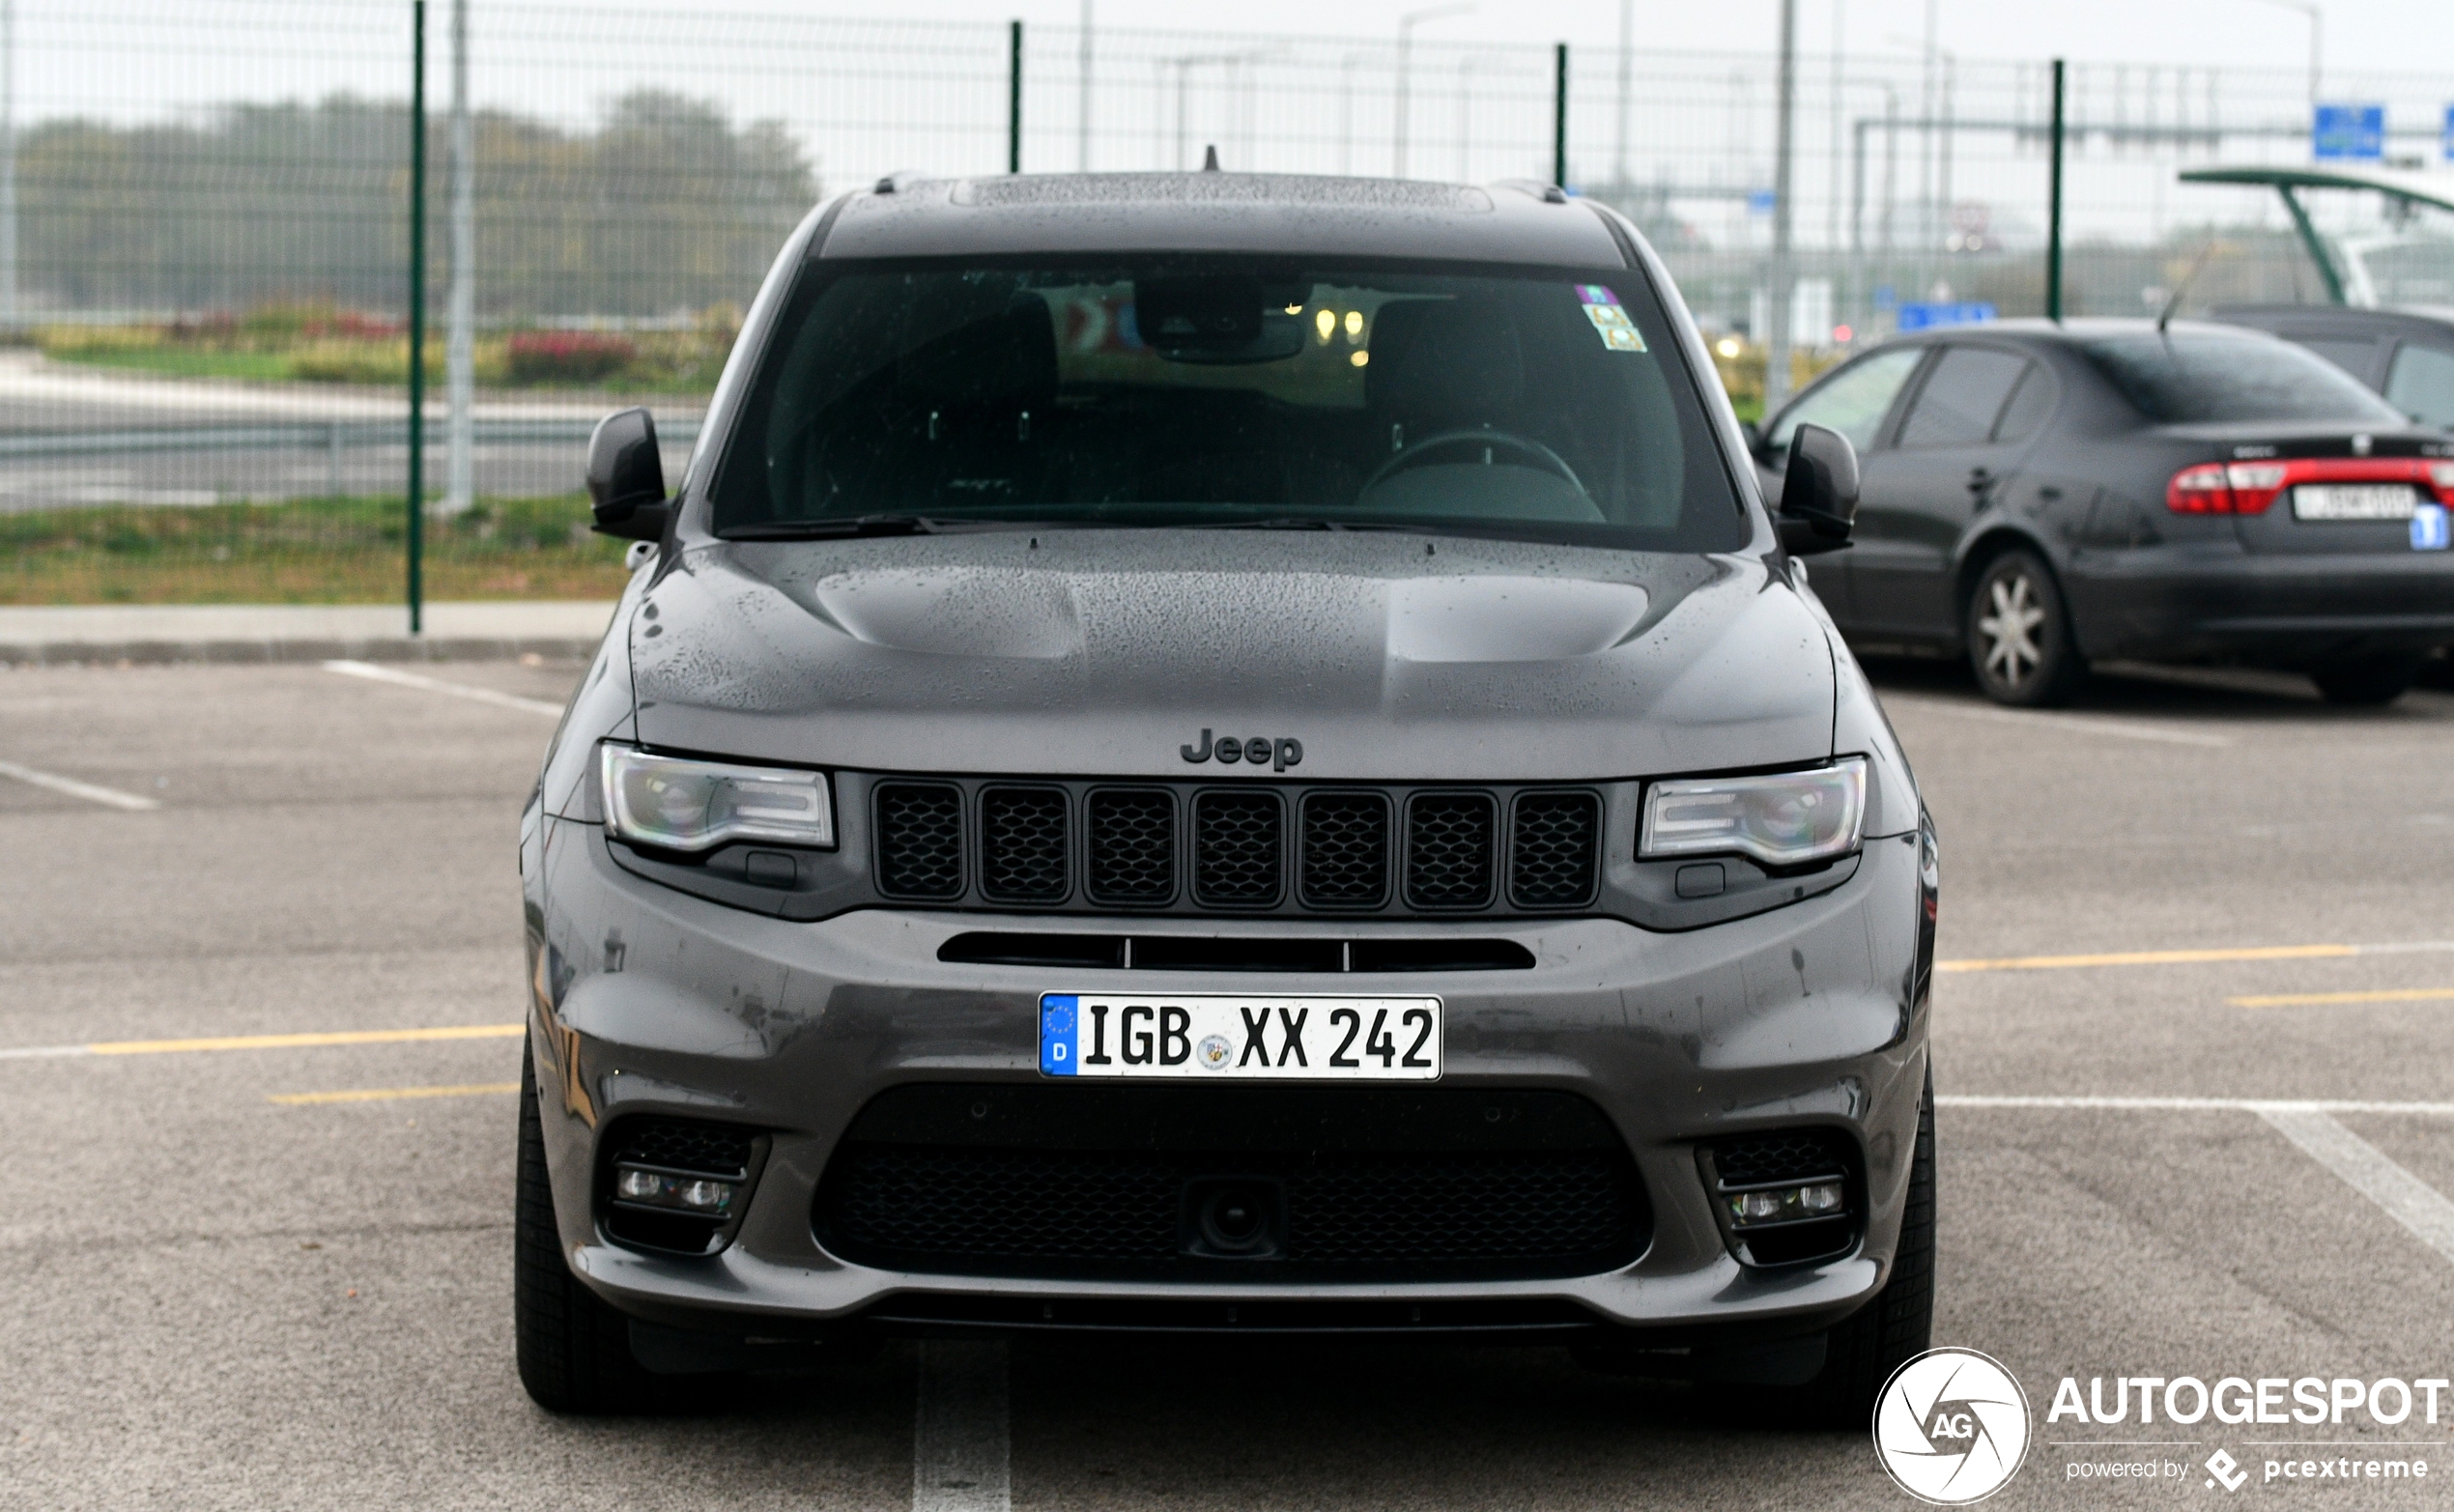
[1753,319,2454,705]
[2211,304,2454,431]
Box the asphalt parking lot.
[6,652,2454,1509]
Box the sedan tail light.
[2167,457,2454,515]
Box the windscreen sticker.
[1576,285,1646,352]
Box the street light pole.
[1612,0,1631,190]
[1076,0,1093,171]
[1393,4,1471,179]
[1767,0,1797,410]
[443,0,472,515]
[2244,0,2322,107]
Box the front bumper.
[525,814,1929,1345]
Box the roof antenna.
[2156,240,2220,334]
[1202,144,1220,172]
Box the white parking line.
[1946,1095,2454,1270]
[2258,1108,2454,1268]
[1882,696,2232,748]
[1940,1095,2454,1115]
[321,659,563,717]
[0,756,161,812]
[914,1339,1011,1512]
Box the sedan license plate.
[2292,483,2418,522]
[1039,992,1441,1080]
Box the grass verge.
[0,493,630,604]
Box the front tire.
[1759,1069,1936,1428]
[1965,551,2084,707]
[515,1040,670,1413]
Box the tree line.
[20,89,819,318]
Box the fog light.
[614,1162,736,1216]
[1725,1180,1849,1228]
[1733,1189,1787,1222]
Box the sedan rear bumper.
[2069,543,2454,663]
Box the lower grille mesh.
[818,1145,1642,1277]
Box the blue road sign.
[2314,103,2385,162]
[1895,301,1996,331]
[1746,188,1777,216]
[2444,105,2454,162]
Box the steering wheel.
[1358,427,1590,501]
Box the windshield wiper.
[1196,515,1441,533]
[721,514,1028,540]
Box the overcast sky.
[867,0,2435,81]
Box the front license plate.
[1039,993,1441,1080]
[2292,483,2418,522]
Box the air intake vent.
[1298,791,1391,908]
[1404,792,1496,908]
[1508,790,1601,908]
[874,783,964,899]
[1085,788,1175,905]
[980,785,1070,903]
[1192,790,1283,907]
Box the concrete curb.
[0,635,604,667]
[0,601,616,666]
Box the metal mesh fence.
[3,0,2445,606]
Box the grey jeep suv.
[515,169,1938,1425]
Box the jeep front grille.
[867,776,1603,919]
[1191,790,1283,907]
[1404,792,1498,909]
[874,782,964,899]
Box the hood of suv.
[628,530,1832,783]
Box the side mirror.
[586,407,670,542]
[1776,421,1859,556]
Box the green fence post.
[406,0,427,634]
[2045,57,2065,323]
[1008,20,1023,174]
[1553,43,1568,188]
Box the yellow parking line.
[87,1025,524,1056]
[268,1081,521,1106]
[1939,945,2357,973]
[2230,987,2454,1008]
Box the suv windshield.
[2080,330,2406,425]
[711,259,1748,550]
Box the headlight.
[1640,757,1867,868]
[600,745,834,852]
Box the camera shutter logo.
[1872,1348,2031,1504]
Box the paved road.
[0,354,696,508]
[5,654,2454,1508]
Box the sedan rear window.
[712,259,1747,551]
[2079,330,2406,425]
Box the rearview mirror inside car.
[1776,421,1858,556]
[586,407,670,542]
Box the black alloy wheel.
[1965,550,2084,707]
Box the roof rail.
[1490,178,1570,205]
